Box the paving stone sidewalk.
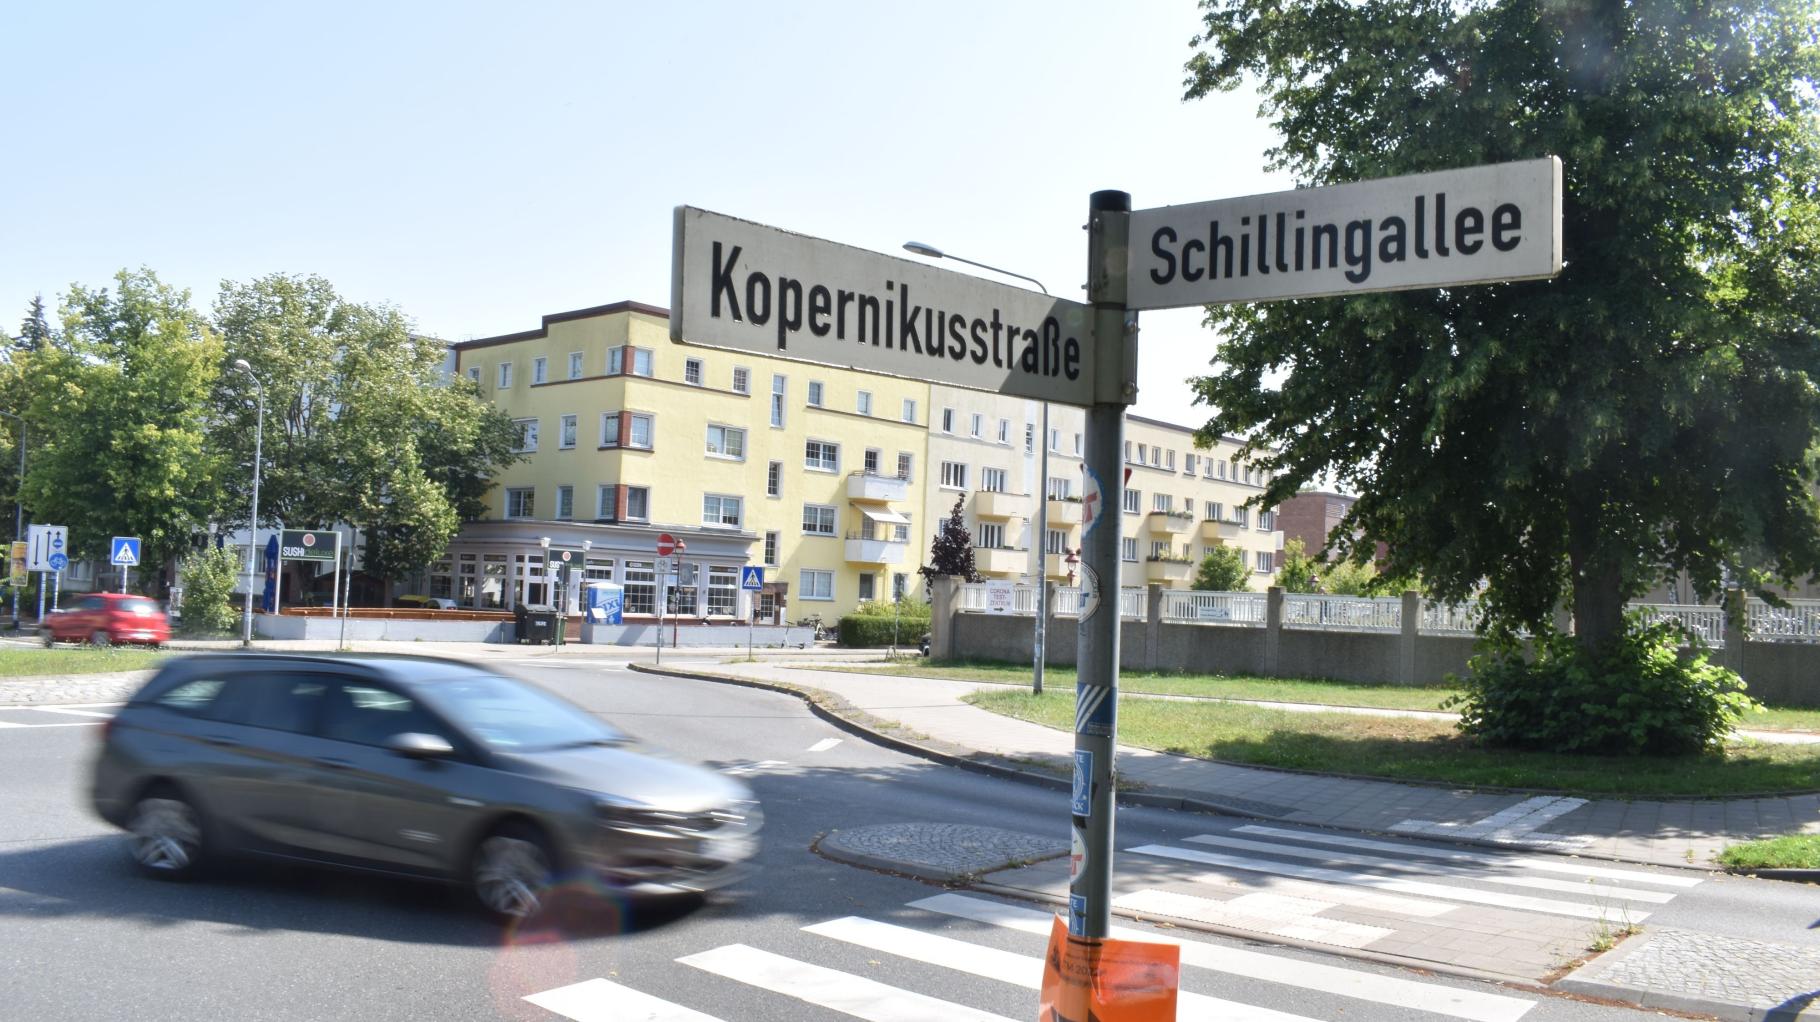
[707,660,1820,870]
[1559,928,1820,1021]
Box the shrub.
[838,612,929,647]
[178,545,242,635]
[1445,619,1758,756]
[853,596,931,618]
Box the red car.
[43,593,170,647]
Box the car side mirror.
[387,732,455,760]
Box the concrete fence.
[927,580,1820,707]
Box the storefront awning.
[856,506,911,525]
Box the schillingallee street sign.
[1127,156,1562,310]
[671,206,1097,407]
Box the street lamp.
[232,360,263,647]
[902,241,1053,695]
[0,410,23,630]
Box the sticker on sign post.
[1042,913,1182,1020]
[1070,826,1086,881]
[1071,749,1092,817]
[1075,683,1114,738]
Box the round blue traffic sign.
[48,552,68,571]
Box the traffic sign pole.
[1071,189,1135,941]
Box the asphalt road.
[0,652,1680,1021]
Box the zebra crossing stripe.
[805,915,1322,1022]
[910,893,1535,1022]
[27,707,114,718]
[1131,843,1646,922]
[677,944,1019,1022]
[1113,888,1394,949]
[1184,834,1677,903]
[1234,825,1703,887]
[524,977,725,1021]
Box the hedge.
[837,613,930,647]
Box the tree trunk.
[1568,513,1625,655]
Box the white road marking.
[1114,888,1394,949]
[1234,825,1703,887]
[677,944,1017,1022]
[720,760,789,776]
[524,977,725,1021]
[0,720,100,728]
[1394,795,1589,848]
[806,738,842,753]
[1130,843,1645,923]
[805,915,1321,1022]
[26,707,114,718]
[1184,834,1677,903]
[910,893,1535,1022]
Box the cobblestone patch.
[0,671,151,705]
[1561,927,1820,1021]
[817,823,1064,883]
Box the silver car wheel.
[474,835,550,918]
[129,798,200,872]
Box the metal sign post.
[338,543,352,651]
[331,532,343,618]
[740,565,765,660]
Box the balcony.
[974,490,1027,520]
[976,546,1029,576]
[1145,556,1195,584]
[847,471,909,503]
[845,536,908,564]
[1200,519,1246,543]
[1148,511,1196,535]
[1045,498,1083,525]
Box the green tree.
[210,274,522,594]
[919,495,982,583]
[18,270,223,576]
[1191,544,1250,591]
[177,544,241,634]
[1321,557,1381,597]
[1273,538,1321,593]
[1184,0,1820,654]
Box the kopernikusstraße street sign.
[1126,157,1562,311]
[671,207,1097,407]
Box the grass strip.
[828,658,1820,731]
[964,688,1820,798]
[1717,834,1820,870]
[0,647,168,678]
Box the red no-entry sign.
[656,533,678,557]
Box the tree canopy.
[1191,544,1251,591]
[1185,0,1820,651]
[920,495,982,583]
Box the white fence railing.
[1746,599,1820,644]
[1631,604,1728,647]
[1282,594,1402,632]
[956,584,1820,645]
[1159,590,1268,625]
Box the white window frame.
[939,461,968,490]
[702,493,743,529]
[555,485,573,520]
[568,351,584,380]
[466,366,481,384]
[763,531,780,565]
[497,363,513,389]
[732,366,750,394]
[901,398,917,423]
[857,390,872,415]
[804,439,839,473]
[941,408,955,433]
[505,487,534,519]
[684,357,703,386]
[807,380,825,407]
[978,522,1005,549]
[800,569,834,601]
[970,413,983,438]
[980,467,1007,493]
[1121,537,1139,562]
[896,452,913,481]
[771,374,786,428]
[627,413,653,450]
[802,504,837,536]
[559,414,577,450]
[766,461,782,498]
[623,486,650,522]
[514,417,539,453]
[531,356,547,385]
[705,423,746,460]
[1122,488,1140,514]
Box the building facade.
[440,302,1286,626]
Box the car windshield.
[415,673,625,751]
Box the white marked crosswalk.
[523,891,1537,1022]
[0,703,121,729]
[806,738,842,753]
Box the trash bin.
[514,603,560,645]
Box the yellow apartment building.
[443,302,928,624]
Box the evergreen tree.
[16,295,51,351]
[920,495,982,583]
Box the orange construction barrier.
[1038,914,1180,1021]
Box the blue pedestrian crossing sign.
[110,537,141,567]
[739,566,765,591]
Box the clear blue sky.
[1,1,1291,429]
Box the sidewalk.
[684,659,1820,869]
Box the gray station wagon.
[90,653,759,919]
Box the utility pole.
[1070,189,1136,939]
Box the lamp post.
[233,360,264,647]
[0,410,23,631]
[902,241,1053,695]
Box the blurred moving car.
[90,653,759,920]
[395,595,458,610]
[43,593,170,647]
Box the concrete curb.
[1722,867,1820,883]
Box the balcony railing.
[846,470,909,503]
[843,534,907,563]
